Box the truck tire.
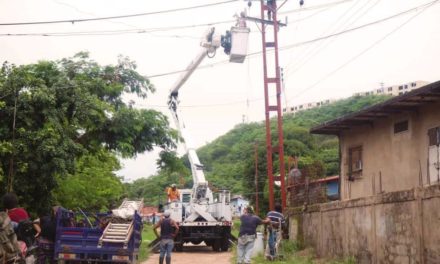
[220,237,229,252]
[212,239,221,252]
[175,242,184,252]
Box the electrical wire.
[0,19,235,37]
[285,0,381,79]
[147,0,440,79]
[0,0,239,26]
[284,0,363,77]
[279,0,353,14]
[0,1,349,37]
[286,0,438,103]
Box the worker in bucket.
[237,206,270,264]
[167,184,180,202]
[153,211,179,264]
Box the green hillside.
[125,94,390,209]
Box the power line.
[279,0,353,14]
[147,0,440,79]
[286,0,438,103]
[0,0,238,26]
[0,19,234,37]
[0,0,351,37]
[284,0,363,78]
[285,0,381,79]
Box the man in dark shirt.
[265,203,285,260]
[153,211,179,264]
[237,206,269,264]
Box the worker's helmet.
[171,184,176,188]
[163,211,171,218]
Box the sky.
[1,0,439,181]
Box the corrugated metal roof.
[310,80,440,135]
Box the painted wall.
[288,185,440,264]
[231,197,249,216]
[340,101,440,200]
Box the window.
[394,120,409,134]
[404,85,408,89]
[308,103,312,107]
[411,82,417,87]
[182,193,191,203]
[299,105,303,109]
[388,87,393,91]
[348,146,363,181]
[399,92,403,95]
[398,85,403,90]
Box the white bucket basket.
[229,26,250,63]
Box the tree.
[53,150,124,211]
[0,53,178,214]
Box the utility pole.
[245,0,304,210]
[254,141,259,216]
[259,0,286,210]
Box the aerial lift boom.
[165,22,249,251]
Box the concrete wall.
[287,184,440,264]
[340,101,440,200]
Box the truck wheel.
[175,243,184,252]
[212,239,221,252]
[220,237,230,252]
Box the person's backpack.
[16,220,36,247]
[0,212,21,263]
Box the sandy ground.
[142,244,232,264]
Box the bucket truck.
[164,23,249,252]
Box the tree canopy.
[0,53,178,214]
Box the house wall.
[287,184,440,264]
[231,198,249,216]
[340,101,440,200]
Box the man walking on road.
[237,206,269,264]
[153,211,179,264]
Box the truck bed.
[54,210,142,264]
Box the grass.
[230,237,356,264]
[139,223,157,262]
[231,218,241,238]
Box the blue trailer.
[53,208,142,264]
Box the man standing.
[237,206,269,264]
[265,203,285,260]
[167,184,180,202]
[153,211,179,264]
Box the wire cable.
[0,0,352,37]
[147,0,440,79]
[0,0,239,26]
[284,0,363,77]
[286,0,438,103]
[285,0,382,82]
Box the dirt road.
[142,244,232,264]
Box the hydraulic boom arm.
[168,28,221,202]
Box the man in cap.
[153,211,179,264]
[167,184,180,202]
[237,206,270,264]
